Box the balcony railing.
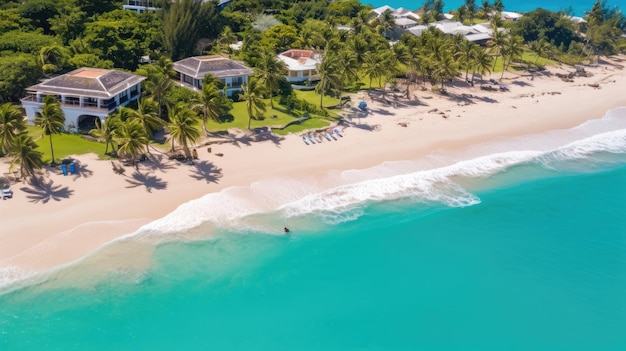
[21,94,123,111]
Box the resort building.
[276,49,321,88]
[172,55,253,97]
[21,68,146,131]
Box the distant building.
[501,11,523,21]
[407,20,494,46]
[123,0,158,13]
[566,16,587,24]
[172,55,253,97]
[371,5,421,30]
[21,68,145,130]
[276,49,321,86]
[123,0,232,13]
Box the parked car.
[2,186,13,199]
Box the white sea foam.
[132,107,626,236]
[0,266,37,290]
[538,128,626,166]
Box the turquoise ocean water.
[2,107,626,350]
[364,0,626,16]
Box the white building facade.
[21,68,146,130]
[276,49,321,85]
[173,55,253,97]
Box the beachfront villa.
[173,55,253,97]
[21,68,146,131]
[276,49,321,88]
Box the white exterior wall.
[22,84,142,128]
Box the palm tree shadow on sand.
[125,171,167,192]
[70,160,94,179]
[189,160,223,184]
[20,176,74,204]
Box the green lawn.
[21,91,344,161]
[28,126,107,163]
[205,91,341,135]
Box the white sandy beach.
[2,57,626,281]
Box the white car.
[2,186,13,199]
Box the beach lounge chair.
[324,132,333,141]
[69,162,76,175]
[307,133,316,144]
[333,128,343,137]
[61,163,68,176]
[302,135,310,145]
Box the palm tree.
[471,47,493,85]
[480,0,492,18]
[489,25,507,69]
[34,95,65,165]
[433,50,459,92]
[0,103,26,155]
[217,26,238,58]
[113,118,148,167]
[379,49,400,98]
[377,9,396,38]
[167,103,200,158]
[255,49,286,109]
[362,51,386,89]
[191,83,228,136]
[240,79,266,130]
[458,39,477,82]
[9,133,44,180]
[315,53,342,108]
[128,98,164,154]
[39,45,69,76]
[89,116,119,156]
[501,35,524,79]
[335,48,360,93]
[534,37,549,65]
[140,57,175,118]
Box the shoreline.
[2,57,626,286]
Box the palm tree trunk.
[320,90,324,109]
[202,114,208,136]
[48,134,55,164]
